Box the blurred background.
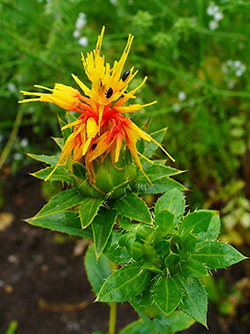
[0,0,249,333]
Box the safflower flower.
[20,27,173,183]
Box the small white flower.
[20,137,29,148]
[226,59,233,66]
[78,36,88,47]
[213,5,220,13]
[235,70,243,77]
[207,2,215,16]
[178,91,186,101]
[73,30,80,38]
[173,103,181,113]
[75,13,87,30]
[13,153,22,160]
[209,20,219,30]
[7,83,16,92]
[214,11,224,21]
[234,60,241,68]
[110,0,118,5]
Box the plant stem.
[109,301,117,334]
[108,260,118,334]
[0,109,23,171]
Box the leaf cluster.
[26,127,246,332]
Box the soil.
[0,164,249,334]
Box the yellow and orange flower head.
[20,27,173,185]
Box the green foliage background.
[1,0,250,238]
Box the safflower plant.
[19,27,245,334]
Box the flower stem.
[108,260,118,334]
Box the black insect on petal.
[121,91,128,99]
[122,69,130,82]
[92,144,97,150]
[105,87,113,99]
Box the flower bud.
[74,151,139,200]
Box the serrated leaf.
[180,259,208,278]
[133,286,160,319]
[137,176,187,195]
[154,277,182,316]
[154,210,174,237]
[119,319,152,334]
[177,233,197,254]
[191,242,245,269]
[26,211,92,239]
[92,207,118,259]
[168,311,195,332]
[27,153,59,166]
[177,276,208,327]
[144,128,167,158]
[31,166,75,184]
[31,188,84,220]
[52,137,64,149]
[84,243,111,295]
[114,193,152,224]
[130,301,172,334]
[155,188,185,226]
[197,213,221,242]
[79,198,103,229]
[178,210,220,237]
[137,165,183,183]
[104,230,132,265]
[97,262,151,303]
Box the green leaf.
[119,319,153,334]
[133,286,160,319]
[72,161,87,179]
[30,166,75,184]
[84,243,111,295]
[168,311,195,332]
[137,165,182,183]
[92,207,118,259]
[154,210,174,237]
[58,115,72,141]
[27,153,59,166]
[191,242,245,269]
[52,137,64,149]
[96,262,151,303]
[141,262,164,274]
[177,276,208,327]
[180,259,208,278]
[4,320,18,334]
[177,233,197,254]
[26,211,92,239]
[130,301,172,334]
[79,198,103,229]
[154,277,182,316]
[155,188,185,226]
[178,210,220,237]
[137,177,187,195]
[31,188,84,220]
[114,193,152,224]
[104,230,132,265]
[197,212,221,242]
[118,216,138,231]
[144,128,167,158]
